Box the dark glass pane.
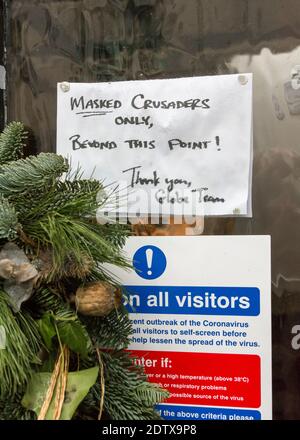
[5,0,300,419]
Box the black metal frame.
[0,0,5,130]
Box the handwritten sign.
[56,74,253,217]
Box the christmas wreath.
[0,122,168,420]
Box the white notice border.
[57,74,253,217]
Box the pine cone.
[75,282,121,317]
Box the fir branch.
[54,179,103,216]
[102,351,167,420]
[96,223,131,250]
[0,121,164,420]
[81,350,167,420]
[0,122,28,165]
[0,153,68,197]
[0,290,41,399]
[24,213,129,281]
[0,196,20,240]
[29,287,92,358]
[29,287,68,317]
[135,382,168,408]
[0,395,36,420]
[82,306,132,350]
[17,309,43,355]
[21,179,103,223]
[30,287,79,322]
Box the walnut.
[75,282,121,317]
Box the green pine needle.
[21,179,103,222]
[0,121,163,420]
[0,395,36,420]
[0,153,68,197]
[82,350,168,420]
[0,290,41,399]
[29,287,71,317]
[24,213,129,281]
[83,306,132,350]
[0,122,28,165]
[0,196,20,240]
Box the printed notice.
[106,236,272,420]
[57,74,253,217]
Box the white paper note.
[57,74,253,217]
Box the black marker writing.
[168,139,212,150]
[192,188,225,203]
[122,166,160,188]
[165,178,191,192]
[124,140,156,149]
[70,96,122,111]
[69,134,117,150]
[115,115,153,127]
[131,94,210,110]
[155,189,189,205]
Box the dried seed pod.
[0,259,15,279]
[13,262,38,283]
[75,282,121,317]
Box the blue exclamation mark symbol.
[133,245,167,280]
